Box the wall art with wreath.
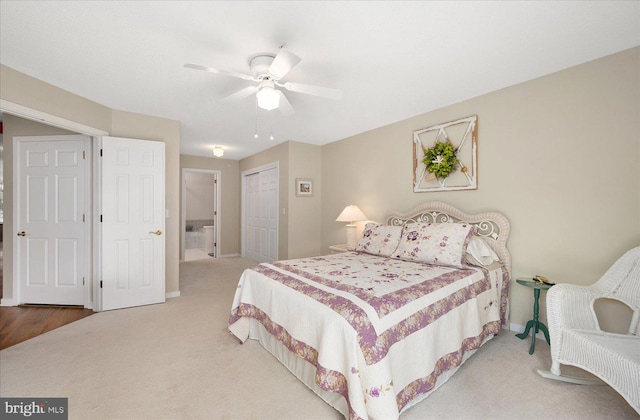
[413,115,478,192]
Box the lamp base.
[345,224,358,250]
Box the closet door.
[244,167,278,263]
[245,173,260,261]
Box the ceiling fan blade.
[223,86,259,102]
[283,82,343,101]
[184,63,256,82]
[277,91,295,116]
[268,48,301,79]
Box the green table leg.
[515,288,550,354]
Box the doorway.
[2,106,168,313]
[10,134,166,311]
[181,169,220,262]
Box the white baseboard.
[1,294,180,304]
[180,253,240,261]
[510,322,548,341]
[0,298,15,307]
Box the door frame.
[240,161,279,261]
[13,135,93,308]
[1,100,108,308]
[92,137,102,310]
[180,168,221,261]
[2,103,170,312]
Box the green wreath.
[422,140,459,179]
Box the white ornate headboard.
[385,201,511,276]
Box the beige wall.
[1,65,181,302]
[184,172,216,220]
[238,141,323,260]
[321,47,640,332]
[1,65,112,132]
[180,155,241,256]
[288,141,322,259]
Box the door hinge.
[214,242,217,247]
[214,211,217,216]
[100,149,103,157]
[100,281,103,289]
[83,214,86,223]
[83,151,86,159]
[214,179,217,184]
[100,215,103,222]
[83,277,85,286]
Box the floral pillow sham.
[355,223,403,257]
[393,222,477,268]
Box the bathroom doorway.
[181,169,221,262]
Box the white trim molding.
[0,99,109,136]
[0,298,16,307]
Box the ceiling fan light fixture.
[256,83,280,111]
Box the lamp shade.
[336,205,368,223]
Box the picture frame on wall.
[413,115,478,192]
[295,178,313,197]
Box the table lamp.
[336,205,369,250]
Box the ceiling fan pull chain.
[269,111,275,141]
[254,98,259,139]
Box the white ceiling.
[1,1,639,160]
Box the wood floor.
[0,242,95,350]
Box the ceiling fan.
[185,47,342,116]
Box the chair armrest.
[546,284,600,333]
[546,284,601,369]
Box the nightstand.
[329,244,352,254]
[515,278,553,355]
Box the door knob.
[17,231,26,237]
[149,230,162,236]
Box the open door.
[15,135,90,306]
[100,136,165,311]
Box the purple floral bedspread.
[229,252,508,420]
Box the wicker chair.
[537,247,640,414]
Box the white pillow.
[355,223,403,257]
[393,222,477,268]
[466,235,500,266]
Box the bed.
[229,201,511,420]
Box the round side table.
[515,278,553,355]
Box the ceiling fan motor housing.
[249,55,276,79]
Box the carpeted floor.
[0,257,636,419]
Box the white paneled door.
[244,167,278,263]
[16,136,89,305]
[101,136,165,311]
